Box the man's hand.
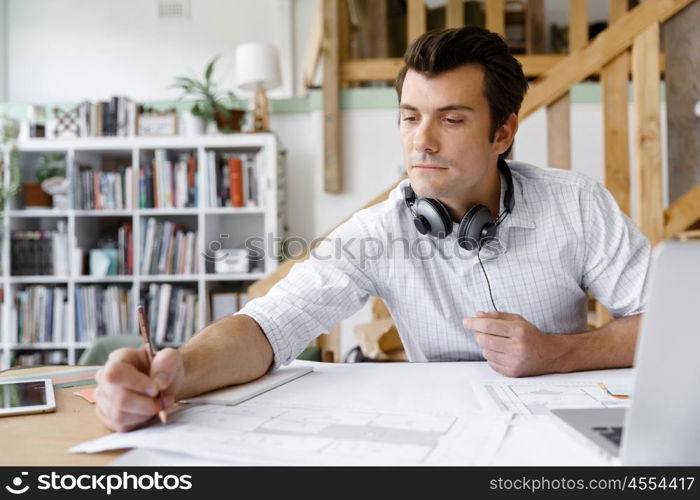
[463,311,568,377]
[95,347,184,432]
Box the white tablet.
[0,378,56,417]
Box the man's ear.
[493,113,519,156]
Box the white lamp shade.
[234,42,282,91]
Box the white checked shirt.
[236,160,651,368]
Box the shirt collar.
[498,164,536,230]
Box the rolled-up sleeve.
[235,213,381,368]
[580,184,652,318]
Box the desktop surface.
[0,361,633,466]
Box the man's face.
[399,64,504,201]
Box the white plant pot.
[181,111,205,137]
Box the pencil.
[136,304,168,423]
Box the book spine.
[187,154,197,207]
[228,157,244,207]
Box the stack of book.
[11,221,69,276]
[140,218,198,275]
[12,286,69,344]
[77,97,137,137]
[75,285,133,342]
[76,165,134,209]
[143,284,199,345]
[139,150,198,208]
[207,152,259,208]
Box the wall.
[5,0,295,102]
[0,0,7,101]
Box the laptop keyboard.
[592,426,623,446]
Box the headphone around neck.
[402,157,515,251]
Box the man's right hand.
[94,347,184,432]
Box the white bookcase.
[0,134,282,369]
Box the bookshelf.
[0,134,284,369]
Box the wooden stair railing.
[249,0,700,359]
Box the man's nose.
[413,120,439,154]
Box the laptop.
[548,240,700,465]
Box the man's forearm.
[176,314,273,400]
[555,314,641,373]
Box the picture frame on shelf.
[137,109,178,137]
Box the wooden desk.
[0,365,124,466]
[1,361,634,466]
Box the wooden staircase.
[250,0,700,361]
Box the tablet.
[0,379,56,417]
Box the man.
[95,27,650,431]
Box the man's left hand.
[463,311,569,377]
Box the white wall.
[0,0,7,101]
[6,0,295,102]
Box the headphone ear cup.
[458,204,493,251]
[414,198,452,238]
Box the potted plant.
[0,116,21,214]
[171,55,245,134]
[22,153,65,208]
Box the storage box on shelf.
[0,134,283,369]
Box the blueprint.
[474,380,631,416]
[71,399,513,465]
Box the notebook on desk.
[179,365,313,406]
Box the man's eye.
[445,118,463,124]
[402,116,417,122]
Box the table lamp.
[234,42,282,132]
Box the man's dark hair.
[395,27,528,155]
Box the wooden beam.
[407,0,426,45]
[546,1,587,173]
[601,0,630,215]
[367,0,388,59]
[632,23,664,245]
[601,50,631,215]
[525,0,545,54]
[569,0,588,51]
[342,58,404,81]
[547,95,571,170]
[248,178,405,299]
[521,0,694,121]
[663,0,700,205]
[322,0,341,193]
[485,0,505,36]
[298,0,324,95]
[372,298,392,320]
[317,324,341,362]
[678,229,700,241]
[595,0,630,326]
[664,183,700,239]
[608,0,629,25]
[446,0,464,29]
[518,55,567,77]
[338,0,351,88]
[341,54,566,82]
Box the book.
[228,157,244,207]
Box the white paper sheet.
[72,399,512,466]
[473,379,631,416]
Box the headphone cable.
[477,247,498,312]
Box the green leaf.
[205,55,220,82]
